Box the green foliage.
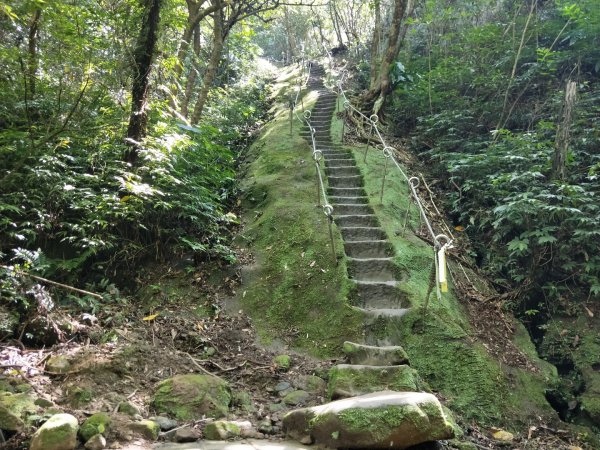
[388,0,600,309]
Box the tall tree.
[125,0,163,165]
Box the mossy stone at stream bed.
[79,412,111,442]
[151,374,231,420]
[29,413,79,450]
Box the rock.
[46,355,71,374]
[273,355,291,371]
[269,402,286,412]
[34,398,55,408]
[492,429,514,442]
[328,364,421,399]
[150,415,178,431]
[293,375,327,394]
[151,374,231,420]
[283,391,454,449]
[30,413,79,450]
[128,419,160,440]
[173,426,200,442]
[84,433,107,450]
[0,391,38,431]
[80,412,111,442]
[118,401,140,416]
[204,420,242,440]
[275,381,291,392]
[232,391,256,413]
[343,341,409,366]
[283,390,310,406]
[257,418,274,435]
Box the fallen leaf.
[454,225,465,231]
[584,305,594,318]
[309,260,316,267]
[142,313,159,321]
[492,430,514,442]
[527,426,536,439]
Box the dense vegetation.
[388,0,600,321]
[0,1,272,318]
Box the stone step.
[328,364,420,400]
[342,341,410,366]
[340,226,386,240]
[344,240,394,258]
[327,175,362,188]
[324,158,355,168]
[329,196,368,205]
[325,166,360,177]
[347,257,400,282]
[352,281,410,309]
[332,204,373,216]
[328,187,367,197]
[353,306,412,318]
[334,214,379,227]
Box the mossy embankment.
[235,65,363,357]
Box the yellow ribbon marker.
[437,246,448,293]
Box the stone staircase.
[301,64,410,324]
[286,63,455,449]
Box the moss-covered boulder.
[0,391,38,431]
[151,374,231,420]
[283,391,454,449]
[293,375,327,394]
[30,413,79,450]
[273,354,291,371]
[79,412,111,442]
[46,355,71,374]
[204,420,242,440]
[343,342,409,366]
[128,419,160,440]
[328,364,422,400]
[283,390,310,406]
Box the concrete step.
[324,158,356,168]
[344,240,394,258]
[328,187,367,197]
[354,306,411,318]
[333,204,373,215]
[328,175,363,188]
[325,166,360,177]
[340,226,387,241]
[329,196,368,205]
[334,214,379,227]
[351,281,410,309]
[347,257,400,282]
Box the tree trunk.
[190,5,224,125]
[368,0,381,89]
[27,8,42,98]
[552,80,577,180]
[181,24,201,118]
[330,2,344,47]
[283,7,299,61]
[361,0,407,115]
[125,0,162,165]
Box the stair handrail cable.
[333,72,454,299]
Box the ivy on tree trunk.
[125,0,163,165]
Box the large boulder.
[0,391,38,431]
[152,374,231,420]
[283,391,454,449]
[328,364,422,399]
[30,413,79,450]
[343,342,409,366]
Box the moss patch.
[79,412,111,442]
[237,69,362,357]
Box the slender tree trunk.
[330,2,344,47]
[181,24,201,118]
[368,0,381,89]
[190,6,224,124]
[361,0,407,115]
[552,80,577,180]
[125,0,162,165]
[27,8,42,98]
[283,7,299,61]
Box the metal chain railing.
[332,73,454,300]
